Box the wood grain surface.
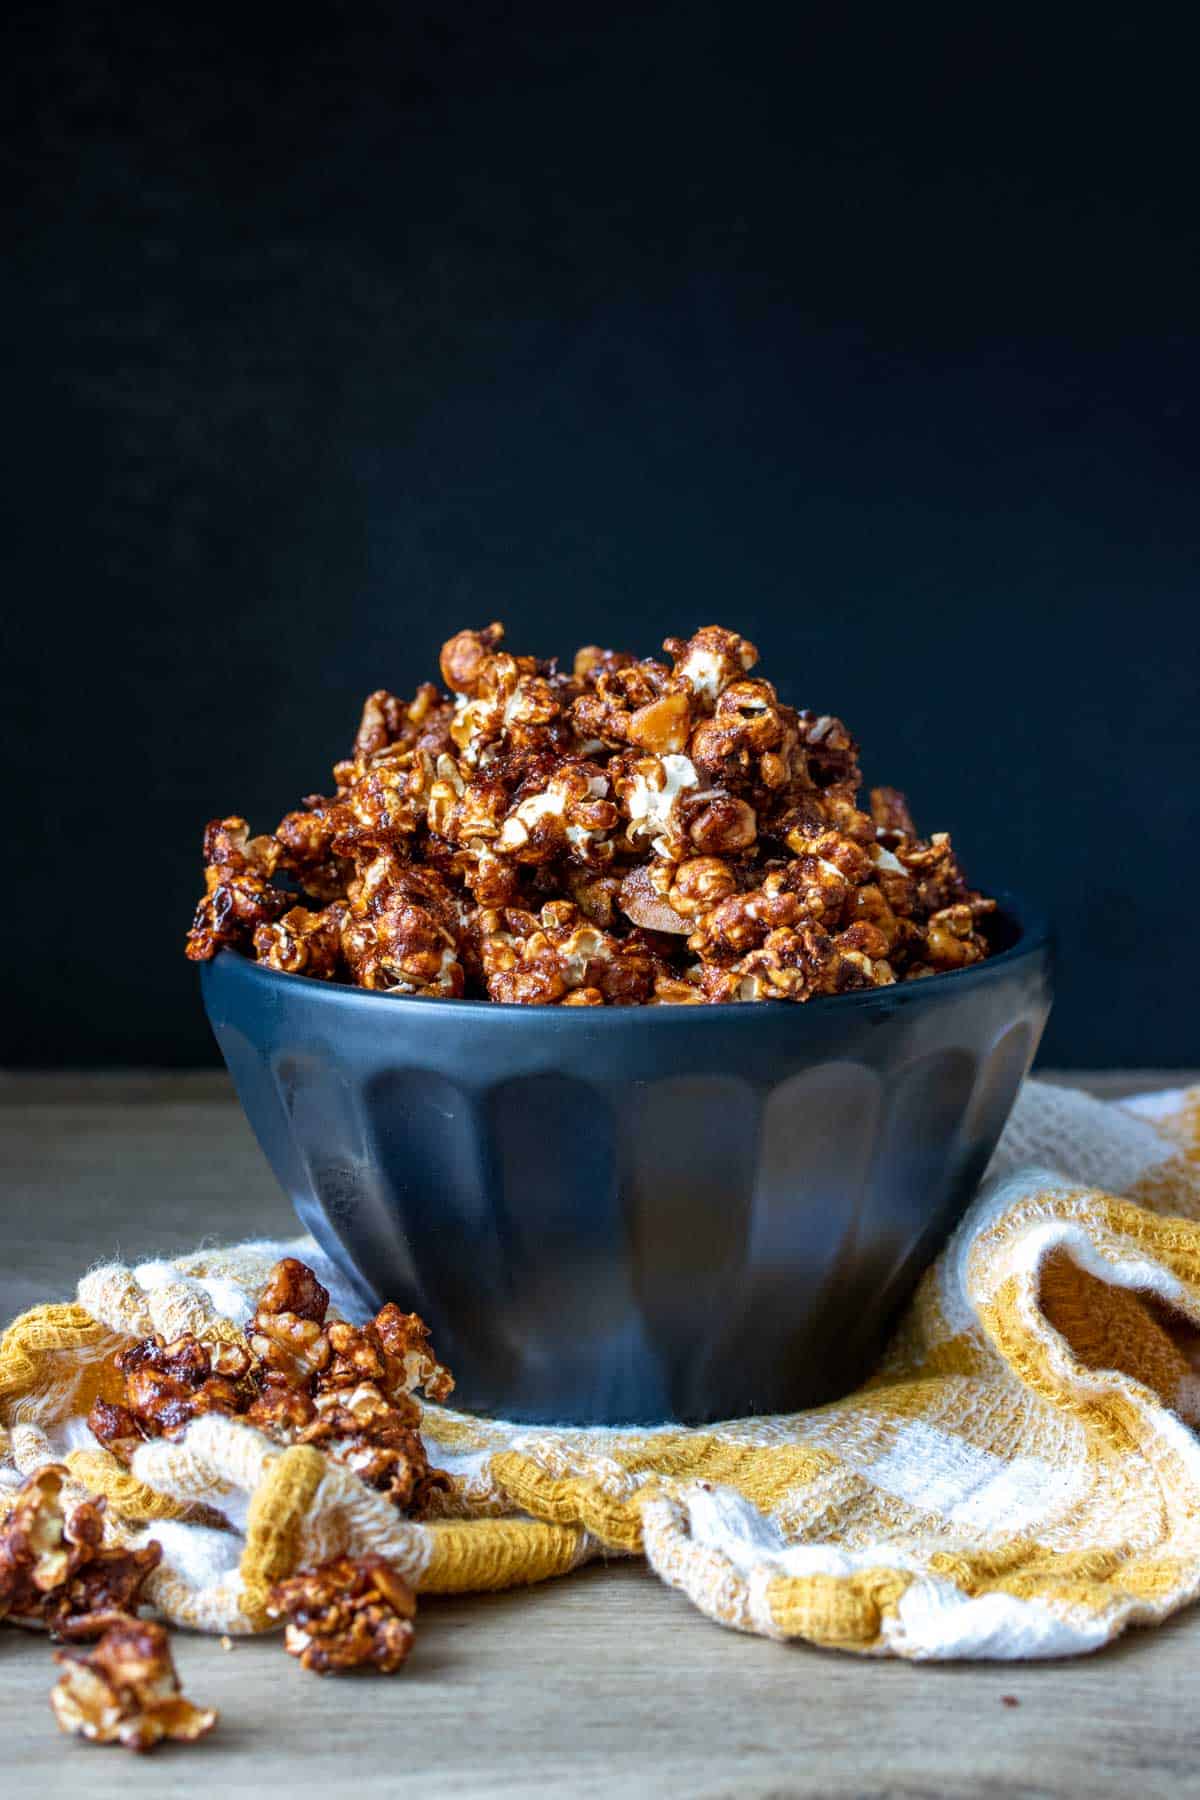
[1,1072,1197,1799]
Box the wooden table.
[2,1071,1197,1799]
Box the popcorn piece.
[442,624,571,769]
[440,621,506,695]
[663,625,759,705]
[795,710,861,797]
[496,762,618,866]
[689,678,797,793]
[572,643,636,682]
[86,1400,145,1465]
[266,1554,417,1675]
[0,1466,161,1639]
[244,1384,317,1438]
[88,1332,255,1451]
[51,1619,216,1751]
[0,1466,80,1601]
[477,901,663,1006]
[184,813,291,962]
[869,784,918,842]
[328,746,435,851]
[248,1259,333,1388]
[112,1335,250,1439]
[272,806,344,901]
[685,793,758,855]
[293,1304,453,1512]
[923,901,993,970]
[253,902,346,979]
[351,689,408,762]
[572,658,692,753]
[702,918,884,1004]
[664,856,739,921]
[299,1385,448,1512]
[257,1254,330,1323]
[612,751,702,860]
[39,1539,164,1642]
[342,858,465,997]
[362,1302,455,1405]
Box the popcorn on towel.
[0,1465,161,1640]
[87,1256,453,1519]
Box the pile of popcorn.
[0,1258,453,1752]
[186,623,996,1003]
[88,1256,454,1513]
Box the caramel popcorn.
[0,1465,161,1639]
[51,1619,216,1751]
[266,1554,417,1675]
[89,1333,255,1450]
[186,623,996,1001]
[87,1259,453,1521]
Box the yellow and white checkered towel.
[4,1079,1200,1661]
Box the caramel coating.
[266,1554,417,1675]
[86,1258,454,1522]
[185,623,995,1004]
[51,1619,215,1750]
[0,1465,161,1641]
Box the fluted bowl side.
[201,894,1052,1424]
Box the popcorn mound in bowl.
[185,623,996,1003]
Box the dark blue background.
[6,5,1197,1066]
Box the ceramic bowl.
[201,893,1051,1425]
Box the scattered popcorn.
[266,1554,417,1675]
[51,1619,216,1752]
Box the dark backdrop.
[6,5,1198,1067]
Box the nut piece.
[51,1619,216,1752]
[266,1554,417,1675]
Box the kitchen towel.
[3,1079,1200,1660]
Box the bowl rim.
[203,888,1052,1025]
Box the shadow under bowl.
[201,892,1052,1426]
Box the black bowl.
[201,893,1051,1426]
